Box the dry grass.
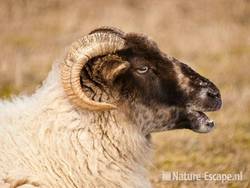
[0,0,249,187]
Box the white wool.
[0,63,152,188]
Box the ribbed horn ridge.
[61,32,126,111]
[89,26,125,38]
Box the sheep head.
[61,26,222,134]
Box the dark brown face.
[80,32,222,134]
[113,34,222,134]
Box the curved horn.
[89,26,125,38]
[61,32,126,111]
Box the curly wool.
[0,63,152,188]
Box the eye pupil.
[137,66,149,74]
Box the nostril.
[206,120,214,128]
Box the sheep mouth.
[182,110,215,133]
[185,99,221,133]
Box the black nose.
[207,89,220,99]
[206,120,214,128]
[206,88,222,110]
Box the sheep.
[0,26,222,188]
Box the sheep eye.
[136,66,149,74]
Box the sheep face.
[112,34,222,134]
[66,28,222,135]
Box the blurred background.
[0,0,249,187]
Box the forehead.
[119,34,179,76]
[124,34,163,60]
[128,56,152,68]
[126,47,172,71]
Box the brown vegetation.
[0,0,249,187]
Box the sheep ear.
[96,55,130,84]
